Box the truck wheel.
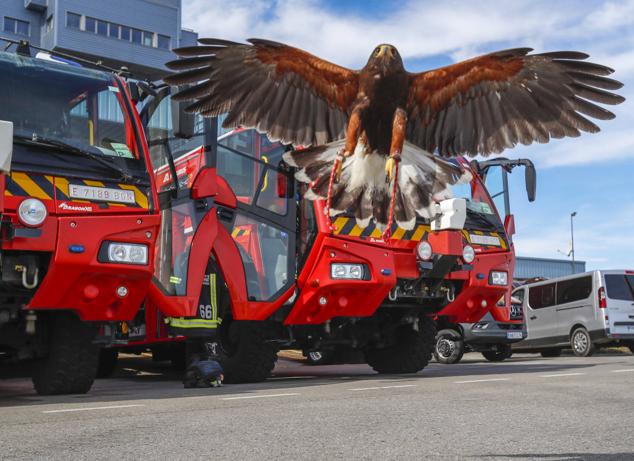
[540,349,562,358]
[170,342,187,371]
[433,329,464,364]
[571,327,595,357]
[217,321,279,383]
[365,316,436,374]
[32,314,99,395]
[96,349,119,378]
[482,344,513,362]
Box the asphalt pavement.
[1,352,634,461]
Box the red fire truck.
[0,48,161,394]
[100,83,535,382]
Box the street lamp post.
[570,211,577,274]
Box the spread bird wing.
[164,38,359,147]
[406,48,625,156]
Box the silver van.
[512,270,634,357]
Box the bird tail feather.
[283,141,471,231]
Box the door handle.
[529,316,537,320]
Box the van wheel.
[433,329,464,364]
[540,349,562,358]
[482,344,512,362]
[32,314,99,395]
[96,349,119,378]
[365,316,436,374]
[571,327,595,357]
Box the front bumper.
[462,321,526,345]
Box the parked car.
[434,306,526,364]
[512,270,634,357]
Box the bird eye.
[374,47,380,54]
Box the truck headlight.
[489,271,508,286]
[107,243,148,265]
[18,198,47,227]
[416,241,433,261]
[462,245,475,263]
[331,263,365,280]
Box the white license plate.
[507,331,523,340]
[469,234,501,246]
[69,184,135,204]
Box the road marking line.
[540,373,585,378]
[268,376,316,380]
[454,378,510,384]
[611,369,634,373]
[349,384,417,391]
[43,404,144,414]
[221,393,300,401]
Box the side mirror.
[0,120,13,174]
[524,160,536,202]
[504,214,516,237]
[171,93,195,139]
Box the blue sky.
[183,0,634,270]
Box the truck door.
[139,86,221,318]
[215,127,297,307]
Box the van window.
[605,274,634,301]
[529,283,556,309]
[556,276,592,304]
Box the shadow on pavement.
[0,352,632,408]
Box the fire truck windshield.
[450,181,505,233]
[0,52,141,172]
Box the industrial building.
[515,256,586,281]
[1,0,197,78]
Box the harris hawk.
[164,39,624,230]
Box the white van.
[512,270,634,357]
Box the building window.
[120,25,131,41]
[96,20,108,36]
[131,29,142,44]
[85,16,96,33]
[66,12,81,29]
[157,34,170,50]
[108,23,120,39]
[4,17,30,36]
[142,31,154,47]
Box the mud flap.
[167,258,225,338]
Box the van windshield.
[605,274,634,301]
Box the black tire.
[571,327,595,357]
[217,321,279,383]
[365,316,436,374]
[540,349,562,358]
[433,329,465,364]
[482,344,513,362]
[96,349,119,378]
[170,342,187,371]
[32,313,99,395]
[305,350,333,365]
[628,343,634,355]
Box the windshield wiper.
[14,135,140,184]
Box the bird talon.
[333,158,343,183]
[385,157,397,182]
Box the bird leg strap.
[325,150,347,232]
[382,152,401,240]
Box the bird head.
[367,44,403,73]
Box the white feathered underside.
[285,139,471,230]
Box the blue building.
[515,256,586,281]
[1,0,197,78]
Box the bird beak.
[376,46,386,58]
